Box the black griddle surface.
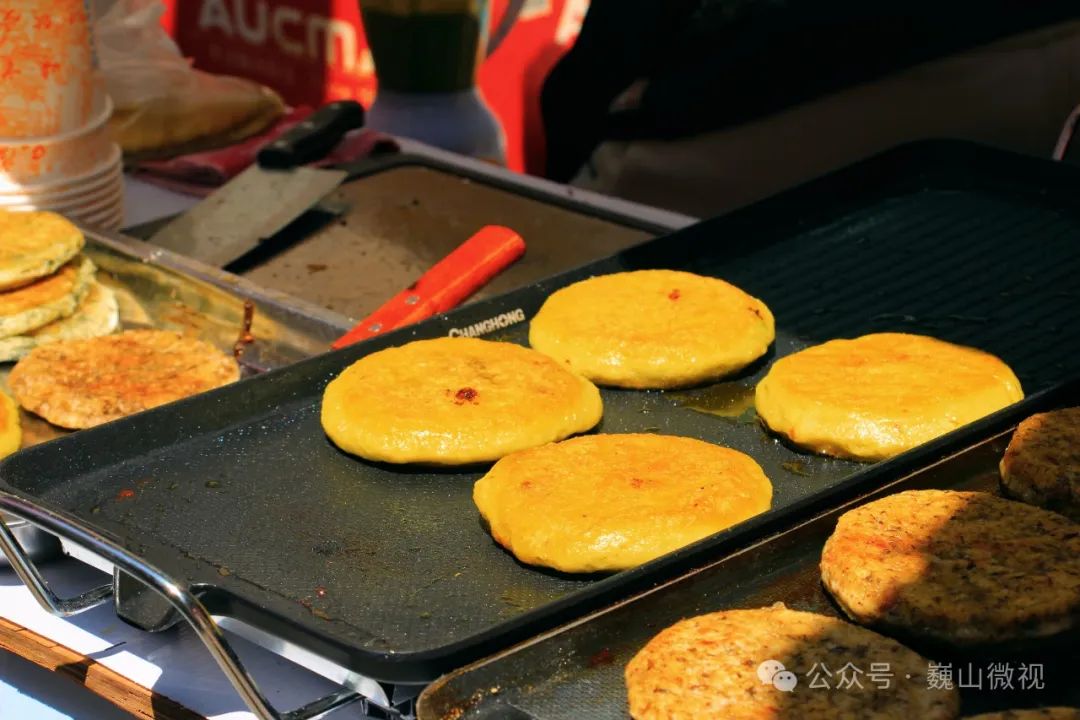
[418,380,1080,720]
[4,141,1080,682]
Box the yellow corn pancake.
[0,391,21,459]
[0,211,85,291]
[755,333,1023,461]
[321,337,602,465]
[821,490,1080,647]
[8,329,239,429]
[528,270,775,389]
[0,255,95,339]
[473,433,772,573]
[0,281,119,362]
[1000,407,1080,522]
[625,604,958,720]
[966,710,1080,720]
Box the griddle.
[3,140,1080,684]
[417,378,1080,720]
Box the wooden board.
[0,616,204,720]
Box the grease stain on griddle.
[587,647,616,668]
[499,586,554,615]
[781,460,811,477]
[674,383,756,422]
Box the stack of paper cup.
[0,0,123,230]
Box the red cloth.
[133,106,398,197]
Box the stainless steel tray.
[1,228,351,561]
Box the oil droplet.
[205,480,220,489]
[675,383,756,420]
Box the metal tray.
[0,230,351,564]
[2,141,1080,686]
[2,231,350,438]
[416,378,1080,720]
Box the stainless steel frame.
[0,496,364,720]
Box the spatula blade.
[150,164,348,267]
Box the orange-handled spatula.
[332,225,526,349]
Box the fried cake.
[528,270,774,389]
[755,333,1023,461]
[8,329,239,429]
[1000,407,1080,522]
[821,490,1080,647]
[0,392,21,459]
[321,337,602,465]
[473,433,772,572]
[0,211,85,291]
[0,255,95,339]
[625,604,958,720]
[0,281,119,362]
[966,710,1080,720]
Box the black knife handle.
[256,100,366,169]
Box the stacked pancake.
[0,211,239,432]
[0,211,119,362]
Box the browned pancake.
[821,490,1080,647]
[1000,407,1080,521]
[965,710,1080,720]
[8,329,239,428]
[625,604,958,719]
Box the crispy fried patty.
[0,211,85,291]
[8,329,239,429]
[821,490,1080,647]
[0,255,94,338]
[1000,407,1080,522]
[0,281,119,361]
[965,709,1080,720]
[625,604,959,720]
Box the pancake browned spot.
[1000,407,1080,521]
[821,490,1080,647]
[625,604,958,720]
[0,210,85,290]
[8,329,239,429]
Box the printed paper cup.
[0,0,98,136]
[0,97,114,187]
[0,141,120,194]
